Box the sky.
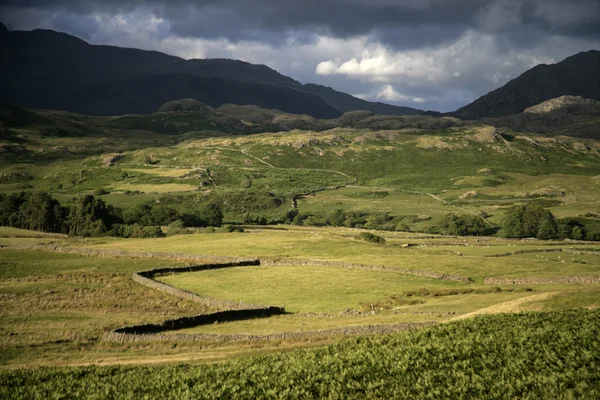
[1,0,599,112]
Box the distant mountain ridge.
[454,50,600,119]
[0,25,423,118]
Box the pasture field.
[1,225,599,372]
[85,226,600,280]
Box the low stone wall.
[133,268,267,311]
[394,310,468,315]
[103,321,436,343]
[297,310,468,317]
[485,248,564,257]
[112,307,286,335]
[485,248,600,258]
[138,260,260,278]
[3,244,257,264]
[484,276,600,285]
[263,259,471,283]
[568,248,600,256]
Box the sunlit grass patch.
[157,264,448,313]
[123,168,199,178]
[112,183,198,193]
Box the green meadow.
[1,110,600,397]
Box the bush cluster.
[427,213,491,236]
[286,209,412,231]
[356,232,386,244]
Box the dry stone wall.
[103,321,436,343]
[485,248,564,257]
[484,276,600,285]
[485,248,600,258]
[133,264,269,311]
[263,259,471,283]
[2,244,257,264]
[112,308,286,335]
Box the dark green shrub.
[356,232,386,244]
[221,225,245,233]
[327,209,346,227]
[437,213,488,236]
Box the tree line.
[282,205,599,240]
[0,192,224,237]
[1,191,598,241]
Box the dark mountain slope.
[301,84,422,116]
[72,74,340,118]
[0,26,422,117]
[157,58,301,87]
[454,50,600,119]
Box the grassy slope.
[2,309,598,399]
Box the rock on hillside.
[454,50,600,119]
[484,96,600,139]
[523,96,600,114]
[157,98,215,113]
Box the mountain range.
[0,22,598,121]
[0,22,422,118]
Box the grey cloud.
[51,12,99,40]
[2,0,599,48]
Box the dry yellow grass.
[124,168,198,177]
[449,292,559,321]
[113,183,198,193]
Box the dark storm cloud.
[2,0,599,48]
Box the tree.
[356,232,386,244]
[150,205,180,226]
[364,213,391,230]
[67,195,120,236]
[0,192,67,233]
[585,222,600,241]
[501,204,556,238]
[537,218,557,240]
[571,226,583,240]
[199,203,223,227]
[122,204,153,225]
[327,209,346,227]
[344,211,367,228]
[284,209,299,224]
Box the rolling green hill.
[2,100,599,234]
